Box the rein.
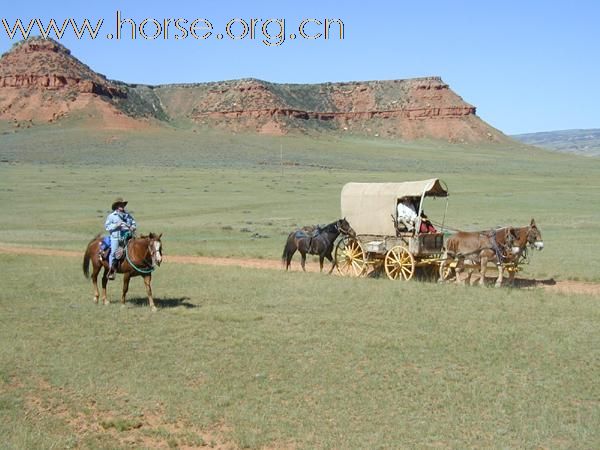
[125,239,156,274]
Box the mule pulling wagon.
[335,179,449,280]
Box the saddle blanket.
[99,236,124,261]
[100,236,111,251]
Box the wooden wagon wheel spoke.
[335,238,366,277]
[384,245,415,281]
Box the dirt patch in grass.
[19,377,234,449]
[1,243,599,296]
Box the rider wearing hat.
[104,197,137,280]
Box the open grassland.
[1,124,599,281]
[1,254,599,449]
[1,125,600,448]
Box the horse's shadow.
[477,276,556,288]
[125,296,197,309]
[511,277,556,288]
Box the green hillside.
[1,123,599,281]
[513,129,600,156]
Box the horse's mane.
[140,232,161,240]
[321,221,340,233]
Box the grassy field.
[1,124,600,448]
[1,254,599,449]
[1,124,599,281]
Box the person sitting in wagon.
[396,197,418,232]
[397,197,437,234]
[419,210,437,234]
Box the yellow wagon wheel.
[335,238,366,277]
[384,245,415,281]
[438,261,455,282]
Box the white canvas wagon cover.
[341,179,448,236]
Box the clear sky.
[1,0,598,134]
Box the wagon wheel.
[384,245,415,281]
[438,261,455,282]
[335,238,366,277]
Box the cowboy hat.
[111,197,128,210]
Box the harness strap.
[125,240,156,274]
[489,231,504,265]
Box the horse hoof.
[151,306,157,313]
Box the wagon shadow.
[125,296,197,309]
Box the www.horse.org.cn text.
[1,12,345,47]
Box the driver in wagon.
[396,197,437,234]
[104,197,137,280]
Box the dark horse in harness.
[282,218,356,273]
[440,219,543,287]
[83,233,163,311]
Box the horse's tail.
[281,232,296,267]
[83,234,101,279]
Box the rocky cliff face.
[0,38,132,125]
[161,77,501,141]
[0,38,124,96]
[0,38,506,141]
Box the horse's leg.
[91,263,101,304]
[466,264,475,286]
[300,250,307,272]
[455,258,465,285]
[325,252,335,274]
[319,254,325,273]
[101,269,109,305]
[495,264,504,288]
[479,256,488,286]
[121,272,131,306]
[144,275,157,312]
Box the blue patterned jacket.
[104,210,137,240]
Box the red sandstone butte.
[0,37,506,141]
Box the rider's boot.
[108,260,118,280]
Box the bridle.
[147,239,162,268]
[526,225,544,250]
[125,237,162,274]
[336,220,355,238]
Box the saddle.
[300,225,322,237]
[98,235,127,263]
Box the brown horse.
[83,233,163,311]
[282,218,356,273]
[441,219,543,287]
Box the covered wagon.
[335,179,449,280]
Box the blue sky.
[1,0,598,134]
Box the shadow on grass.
[475,276,557,288]
[125,297,198,309]
[512,277,556,288]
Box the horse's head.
[147,232,164,266]
[505,227,522,256]
[337,218,356,238]
[527,218,544,251]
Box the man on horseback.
[104,197,136,280]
